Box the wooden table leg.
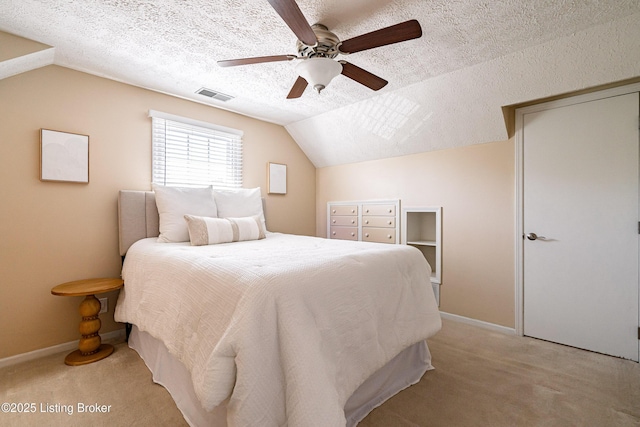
[64,294,114,366]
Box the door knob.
[526,232,546,241]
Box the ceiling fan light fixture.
[296,57,342,94]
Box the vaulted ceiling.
[1,1,640,167]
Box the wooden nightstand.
[51,278,124,366]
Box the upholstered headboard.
[118,190,267,256]
[118,191,160,256]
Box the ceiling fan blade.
[340,61,388,91]
[338,19,422,54]
[267,0,318,46]
[287,76,308,99]
[217,55,296,67]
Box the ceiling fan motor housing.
[297,24,341,58]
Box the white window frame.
[149,110,243,188]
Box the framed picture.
[40,129,89,183]
[268,162,287,195]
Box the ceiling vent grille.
[196,87,234,102]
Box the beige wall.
[316,140,515,327]
[0,65,316,358]
[0,31,50,62]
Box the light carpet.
[1,319,638,426]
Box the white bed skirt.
[129,325,433,426]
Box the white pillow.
[184,215,266,246]
[214,187,266,230]
[152,184,217,243]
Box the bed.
[115,188,441,427]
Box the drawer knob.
[388,235,392,239]
[365,220,369,224]
[332,219,336,223]
[388,209,392,213]
[351,209,355,213]
[332,232,336,235]
[332,209,336,213]
[388,221,392,225]
[365,233,370,237]
[351,232,355,236]
[351,220,355,224]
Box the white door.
[522,91,639,361]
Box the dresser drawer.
[362,204,396,216]
[330,226,358,240]
[330,216,358,226]
[329,205,358,216]
[362,227,396,244]
[362,216,395,228]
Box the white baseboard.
[1,315,513,369]
[0,329,126,369]
[440,311,516,335]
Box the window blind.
[150,111,243,189]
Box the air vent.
[196,87,234,102]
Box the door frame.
[514,82,640,337]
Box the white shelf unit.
[401,207,442,305]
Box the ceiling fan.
[217,0,422,99]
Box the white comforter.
[115,233,441,427]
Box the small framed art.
[40,129,89,183]
[268,162,287,195]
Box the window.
[150,110,243,188]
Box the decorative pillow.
[184,215,266,246]
[214,187,266,230]
[152,184,217,243]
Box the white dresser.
[327,200,400,244]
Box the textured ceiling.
[1,0,640,167]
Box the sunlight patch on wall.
[347,92,421,140]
